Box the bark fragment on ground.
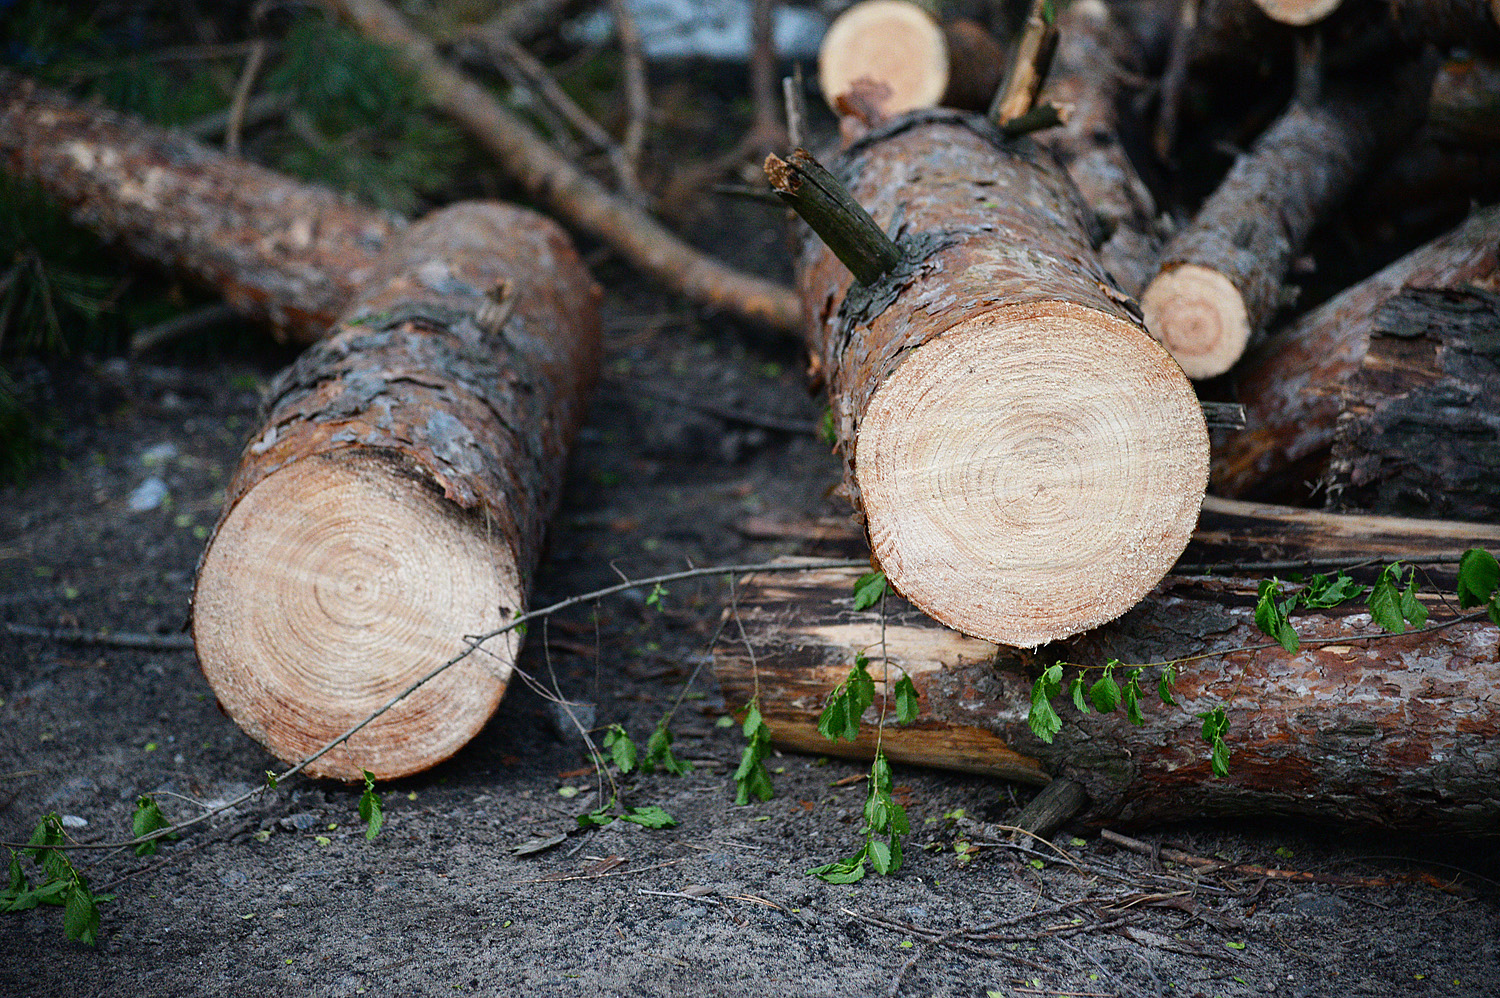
[780,112,1206,647]
[0,70,401,344]
[1213,205,1500,503]
[192,201,601,780]
[713,511,1500,831]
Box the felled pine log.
[767,111,1208,648]
[0,70,399,345]
[1036,0,1160,297]
[712,504,1500,831]
[1213,205,1500,508]
[1141,63,1433,379]
[816,0,1006,117]
[192,202,600,780]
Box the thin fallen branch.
[990,0,1061,126]
[321,0,801,332]
[606,0,650,188]
[3,623,194,651]
[0,556,867,852]
[223,36,268,156]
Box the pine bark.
[1325,288,1500,519]
[712,510,1500,831]
[0,70,401,345]
[191,201,601,780]
[1213,205,1500,503]
[789,111,1207,648]
[1036,0,1160,297]
[1141,67,1432,379]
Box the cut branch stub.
[766,149,903,286]
[793,112,1208,648]
[192,202,601,780]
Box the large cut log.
[712,507,1500,831]
[1141,65,1433,379]
[772,112,1208,648]
[1213,204,1500,503]
[816,1,1006,117]
[1036,0,1160,297]
[1325,287,1500,518]
[0,70,400,345]
[192,201,600,780]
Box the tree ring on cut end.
[1141,263,1251,380]
[193,450,518,780]
[818,0,950,116]
[854,301,1208,647]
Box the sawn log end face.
[855,303,1209,648]
[1141,263,1251,380]
[192,450,519,781]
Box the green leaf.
[818,408,836,446]
[1123,670,1145,726]
[1255,578,1301,652]
[893,675,920,725]
[604,724,638,774]
[358,770,384,841]
[742,702,766,741]
[1367,566,1406,634]
[889,799,909,837]
[1028,665,1064,743]
[1157,664,1177,706]
[1457,549,1500,608]
[808,851,867,883]
[645,582,666,609]
[1041,0,1057,26]
[868,838,894,874]
[643,723,691,775]
[1068,672,1090,713]
[620,805,678,829]
[1301,572,1365,608]
[852,571,889,611]
[871,752,893,792]
[63,885,100,946]
[131,797,171,857]
[1400,570,1429,629]
[1210,737,1231,778]
[577,800,618,828]
[734,752,774,805]
[1089,664,1122,713]
[265,770,279,790]
[849,658,876,716]
[817,696,847,742]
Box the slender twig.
[224,37,268,156]
[0,557,866,852]
[3,623,193,651]
[606,0,650,187]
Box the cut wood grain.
[779,112,1207,648]
[192,202,600,780]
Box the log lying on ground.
[1213,204,1500,503]
[772,112,1208,647]
[712,509,1500,831]
[192,202,600,780]
[1325,287,1500,518]
[324,0,800,333]
[1036,0,1160,297]
[1141,65,1433,379]
[817,1,1006,117]
[0,70,400,344]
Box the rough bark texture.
[192,201,601,780]
[1142,68,1432,379]
[794,109,1207,647]
[1214,205,1500,503]
[1326,288,1500,519]
[713,513,1500,832]
[0,70,401,344]
[324,0,801,333]
[1037,0,1160,297]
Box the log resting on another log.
[1213,204,1500,505]
[0,70,400,344]
[781,110,1207,648]
[712,506,1500,831]
[192,202,601,780]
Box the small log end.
[1142,263,1252,380]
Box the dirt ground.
[3,234,1500,996]
[2,22,1500,996]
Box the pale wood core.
[818,0,949,116]
[193,451,519,780]
[1141,263,1251,380]
[1250,0,1344,25]
[855,302,1208,647]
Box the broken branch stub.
[192,202,601,780]
[788,111,1208,648]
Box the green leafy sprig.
[1,815,113,946]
